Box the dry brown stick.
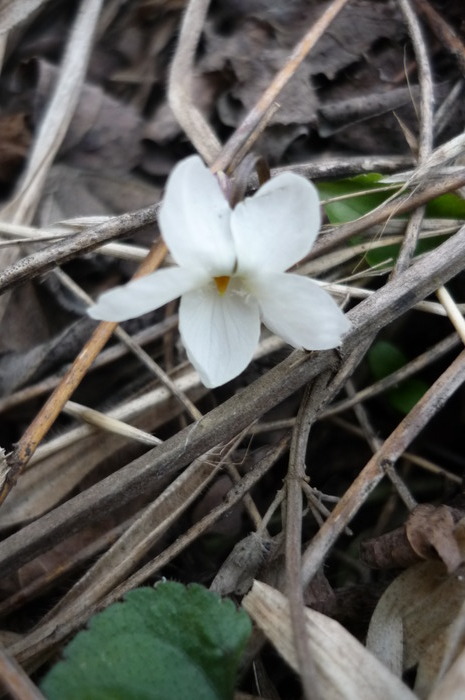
[0,316,178,414]
[0,517,135,618]
[329,415,462,485]
[394,0,434,274]
[1,224,465,578]
[9,439,289,667]
[0,204,159,294]
[36,434,248,630]
[285,374,331,700]
[56,268,202,422]
[0,167,464,300]
[211,0,352,174]
[0,0,104,225]
[0,240,167,505]
[168,0,221,164]
[308,168,465,259]
[322,332,459,417]
[413,0,465,77]
[301,348,465,587]
[398,0,434,162]
[345,379,417,509]
[272,156,414,181]
[0,643,45,700]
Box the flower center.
[213,275,231,295]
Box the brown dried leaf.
[28,59,143,172]
[429,638,465,700]
[243,581,415,700]
[367,560,465,695]
[406,504,464,573]
[361,504,465,573]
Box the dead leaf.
[27,59,143,172]
[361,504,465,573]
[243,580,415,700]
[367,559,465,696]
[406,504,464,573]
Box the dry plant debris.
[0,0,464,697]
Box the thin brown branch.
[394,0,434,274]
[168,0,222,164]
[212,0,352,174]
[8,439,290,667]
[285,374,331,700]
[308,168,465,260]
[0,643,45,700]
[0,240,168,504]
[1,224,465,578]
[322,332,459,417]
[412,0,465,77]
[301,348,465,587]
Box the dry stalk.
[322,332,460,416]
[394,0,434,274]
[1,224,464,577]
[301,348,465,587]
[412,0,465,76]
[168,0,221,164]
[0,643,44,700]
[0,240,168,504]
[212,0,352,174]
[0,0,104,225]
[8,439,289,666]
[36,433,248,628]
[285,372,332,700]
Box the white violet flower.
[88,155,350,387]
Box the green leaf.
[318,176,464,269]
[368,341,406,380]
[368,341,428,414]
[425,192,465,219]
[318,175,396,224]
[41,583,252,700]
[388,378,428,415]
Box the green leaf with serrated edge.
[41,583,251,700]
[368,341,427,414]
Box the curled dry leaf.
[406,504,464,573]
[366,560,465,696]
[361,503,465,573]
[242,580,415,700]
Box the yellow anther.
[214,276,231,295]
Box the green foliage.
[318,173,390,224]
[318,176,465,268]
[41,583,252,700]
[368,341,428,414]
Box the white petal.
[252,272,351,350]
[231,172,321,274]
[88,267,206,322]
[179,283,260,387]
[159,155,235,274]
